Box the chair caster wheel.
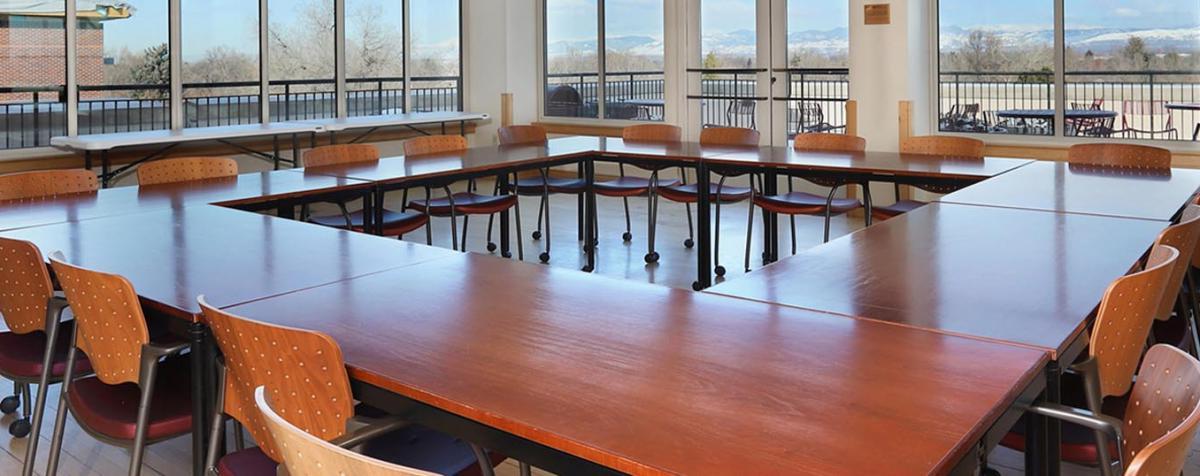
[8,418,29,438]
[486,242,497,253]
[684,238,694,248]
[622,232,633,242]
[532,231,542,240]
[715,266,727,277]
[581,265,594,272]
[502,252,513,259]
[0,396,18,414]
[692,281,704,291]
[539,252,550,263]
[980,468,1001,476]
[644,252,660,264]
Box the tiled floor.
[1,182,1197,475]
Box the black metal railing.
[939,70,1200,140]
[0,76,464,150]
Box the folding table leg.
[190,322,211,476]
[583,159,597,273]
[1045,361,1062,476]
[498,173,512,258]
[693,163,712,291]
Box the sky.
[940,0,1200,29]
[544,0,849,42]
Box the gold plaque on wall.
[864,4,891,25]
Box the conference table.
[1,135,1196,475]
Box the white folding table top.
[297,111,490,132]
[50,122,322,151]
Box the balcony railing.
[543,68,851,135]
[939,70,1200,140]
[0,76,463,150]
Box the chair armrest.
[143,340,191,359]
[331,415,410,450]
[1025,401,1124,474]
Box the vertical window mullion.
[403,0,412,114]
[335,0,347,118]
[66,0,78,136]
[259,0,270,123]
[169,0,183,130]
[1053,0,1065,138]
[597,0,607,120]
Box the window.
[346,0,404,116]
[268,0,335,121]
[183,0,261,127]
[0,4,67,148]
[410,0,462,112]
[78,0,171,134]
[544,0,599,119]
[698,0,757,128]
[785,0,850,137]
[937,0,1199,141]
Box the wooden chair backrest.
[255,387,438,476]
[137,157,238,186]
[497,125,547,145]
[403,135,468,157]
[200,299,354,463]
[303,144,381,168]
[1089,245,1179,398]
[1184,204,1200,268]
[622,124,682,143]
[699,127,760,147]
[1123,344,1200,476]
[0,169,98,201]
[1151,208,1200,321]
[49,252,150,386]
[793,133,867,153]
[0,237,55,335]
[900,136,985,158]
[1067,143,1171,170]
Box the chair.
[997,245,1180,471]
[1067,143,1172,170]
[1119,100,1178,140]
[743,134,870,272]
[794,103,843,134]
[405,135,525,258]
[653,127,757,275]
[502,125,585,264]
[200,299,501,476]
[592,125,682,261]
[1148,205,1200,356]
[304,144,431,241]
[0,238,91,448]
[44,253,193,476]
[0,169,98,201]
[724,100,756,129]
[136,157,238,186]
[872,136,985,221]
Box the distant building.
[0,1,132,102]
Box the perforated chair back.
[403,135,468,157]
[200,299,354,463]
[793,133,866,153]
[622,124,682,143]
[699,127,760,147]
[900,136,985,158]
[1089,245,1179,398]
[1150,207,1200,321]
[255,387,438,476]
[1184,205,1200,269]
[137,157,238,186]
[498,125,547,145]
[0,237,54,335]
[1122,344,1200,475]
[0,169,98,201]
[1067,143,1172,170]
[49,253,150,386]
[304,144,381,168]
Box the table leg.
[577,162,585,242]
[272,136,281,171]
[292,134,301,167]
[84,151,92,172]
[762,171,779,264]
[189,322,211,476]
[694,163,712,291]
[361,192,375,235]
[1024,386,1047,476]
[1192,122,1199,141]
[101,151,110,188]
[499,173,512,258]
[375,187,386,237]
[583,159,596,273]
[1045,361,1061,476]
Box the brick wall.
[0,25,105,102]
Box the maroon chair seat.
[658,183,753,204]
[593,177,680,197]
[871,199,926,220]
[67,355,192,441]
[408,193,517,216]
[753,192,863,216]
[309,209,429,237]
[216,447,277,476]
[515,176,587,195]
[0,322,93,379]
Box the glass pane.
[78,0,170,133]
[268,0,335,121]
[347,0,404,116]
[700,0,757,129]
[603,0,664,121]
[544,0,598,118]
[182,0,260,128]
[1065,0,1200,141]
[0,1,67,148]
[937,0,1055,135]
[785,0,849,137]
[410,0,461,112]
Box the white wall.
[848,0,931,152]
[463,0,541,146]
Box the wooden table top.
[709,202,1167,358]
[0,171,370,232]
[0,205,457,319]
[941,161,1200,221]
[595,137,748,162]
[227,253,1048,475]
[702,146,1035,179]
